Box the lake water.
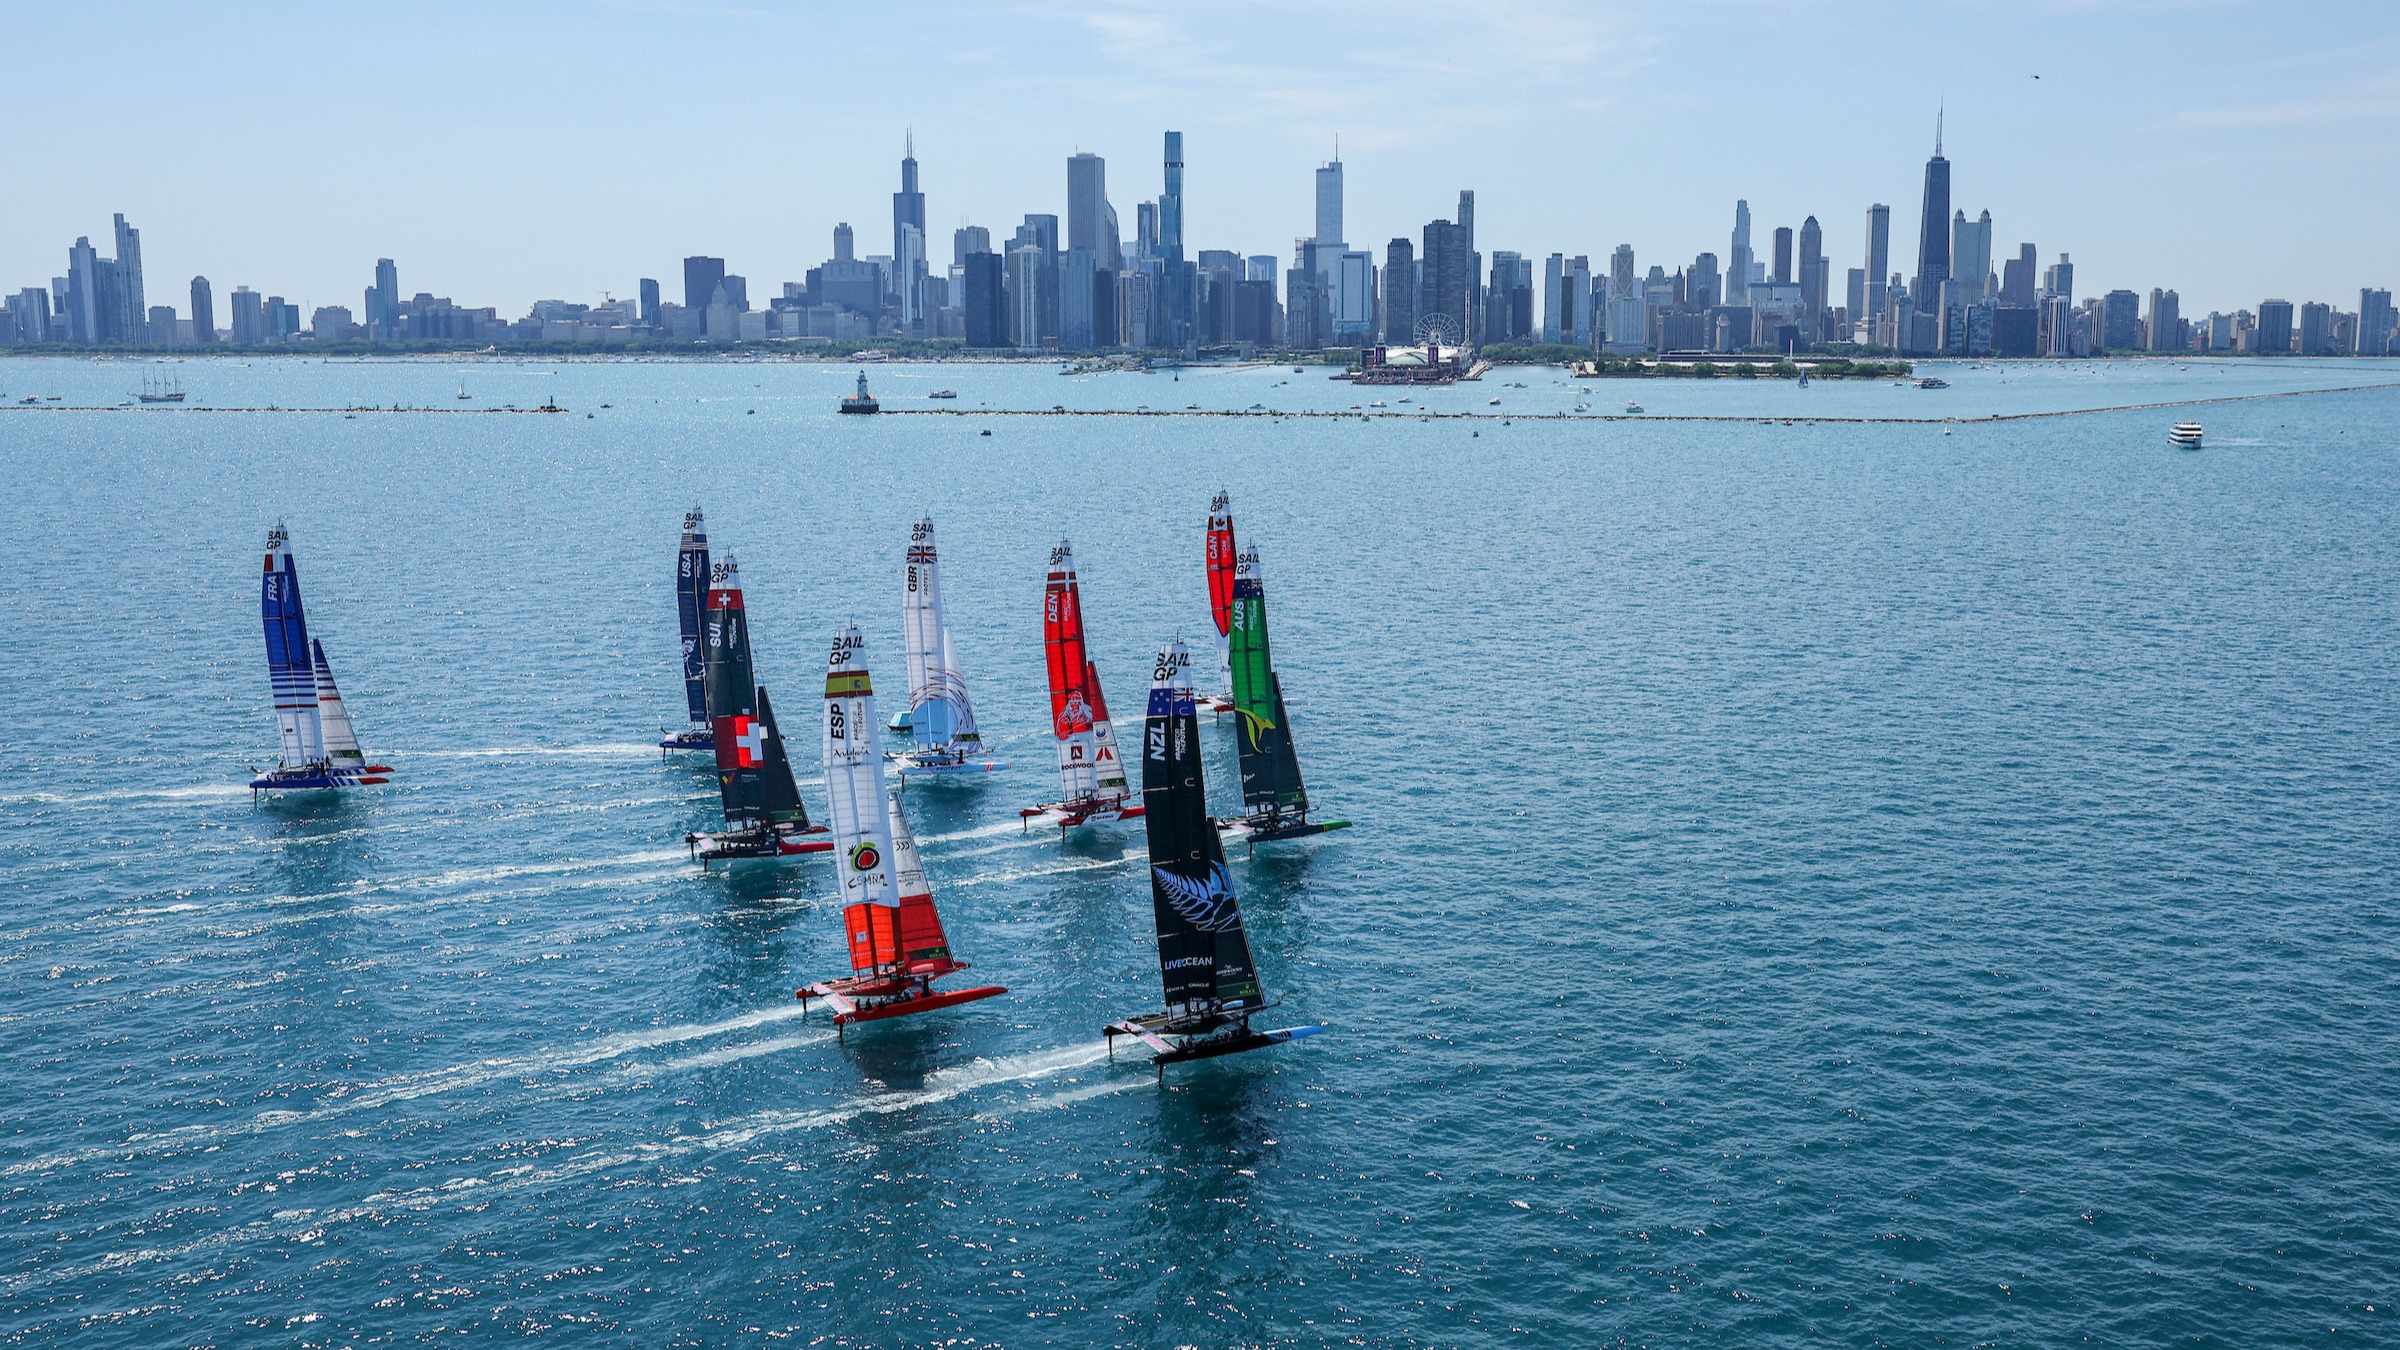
[2,356,2396,1345]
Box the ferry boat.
[839,371,880,414]
[926,389,957,399]
[1916,377,1949,390]
[2169,421,2204,449]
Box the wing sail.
[823,625,902,976]
[1206,490,1237,690]
[704,556,768,827]
[260,526,325,769]
[1229,544,1309,815]
[1044,540,1100,802]
[886,793,955,970]
[1141,639,1263,1012]
[676,507,711,729]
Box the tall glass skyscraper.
[1913,113,1950,314]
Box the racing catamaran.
[1022,539,1143,831]
[661,507,715,751]
[685,555,832,865]
[1104,639,1321,1073]
[1223,543,1351,846]
[892,516,1004,777]
[251,524,391,794]
[798,625,1005,1027]
[1200,490,1238,713]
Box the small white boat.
[2169,422,2204,449]
[1624,401,1643,414]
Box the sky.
[3,0,2396,318]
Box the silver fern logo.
[1153,863,1240,932]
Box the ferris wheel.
[1412,313,1463,351]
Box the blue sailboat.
[250,525,390,794]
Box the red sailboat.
[1022,539,1145,832]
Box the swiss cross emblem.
[734,716,764,767]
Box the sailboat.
[685,554,833,864]
[1021,539,1143,830]
[1104,639,1321,1072]
[250,524,391,793]
[659,507,716,751]
[891,517,1004,777]
[1223,543,1351,845]
[797,625,1005,1026]
[1198,490,1239,713]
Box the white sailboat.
[892,517,1004,777]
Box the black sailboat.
[661,507,715,751]
[1105,639,1322,1072]
[685,555,832,865]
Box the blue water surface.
[1,356,2395,1346]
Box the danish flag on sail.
[1023,538,1142,830]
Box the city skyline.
[2,3,2395,317]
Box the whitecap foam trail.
[365,1042,1123,1210]
[945,851,1143,889]
[0,784,255,810]
[2,1002,819,1177]
[918,819,1039,845]
[398,743,660,760]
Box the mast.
[755,685,811,829]
[1141,639,1263,1013]
[1227,544,1309,818]
[824,624,903,975]
[260,524,325,769]
[1206,490,1237,692]
[310,638,366,773]
[703,555,768,828]
[675,507,711,731]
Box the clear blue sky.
[4,1,2394,317]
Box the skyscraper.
[1950,210,1993,304]
[2148,289,2182,351]
[2043,253,2075,306]
[1066,153,1121,272]
[1863,204,1891,318]
[1913,112,1951,314]
[2298,301,2332,355]
[683,256,726,312]
[1315,157,1344,252]
[1158,131,1184,260]
[638,278,660,328]
[1728,201,1753,304]
[2001,244,2037,308]
[1419,195,1476,344]
[962,250,1005,348]
[893,132,925,271]
[1797,217,1823,339]
[111,214,146,345]
[954,225,991,267]
[2357,288,2394,356]
[2254,299,2294,353]
[64,237,100,344]
[189,276,215,343]
[368,257,399,339]
[1771,227,1793,285]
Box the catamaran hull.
[1023,801,1147,830]
[659,729,714,751]
[813,984,1006,1025]
[1222,817,1353,845]
[1104,1015,1323,1068]
[251,768,390,792]
[688,825,835,864]
[890,754,1008,777]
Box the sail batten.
[311,639,366,769]
[822,625,903,974]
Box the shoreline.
[7,378,2392,424]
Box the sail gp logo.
[1154,863,1240,932]
[849,841,882,873]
